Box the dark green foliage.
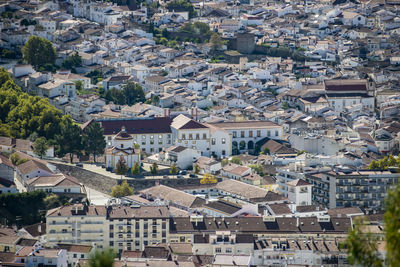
[0,68,64,140]
[166,0,197,18]
[33,137,48,158]
[20,19,37,26]
[102,82,145,105]
[260,45,309,62]
[88,248,116,267]
[54,116,83,163]
[0,191,65,227]
[384,182,400,266]
[83,122,106,162]
[85,69,103,84]
[22,36,56,69]
[61,52,82,70]
[0,48,20,59]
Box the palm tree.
[88,248,116,267]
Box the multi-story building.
[275,162,306,196]
[305,168,400,212]
[209,121,283,155]
[46,204,170,254]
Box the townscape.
[0,0,400,265]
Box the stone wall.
[53,163,117,194]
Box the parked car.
[163,175,168,179]
[189,174,198,178]
[177,175,184,179]
[179,170,187,175]
[76,163,83,167]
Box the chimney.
[38,224,42,233]
[191,107,198,121]
[164,108,170,118]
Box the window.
[249,131,253,137]
[212,138,216,145]
[118,243,123,247]
[182,134,186,140]
[233,131,237,138]
[203,133,207,139]
[226,248,232,253]
[121,144,124,148]
[150,135,154,139]
[275,130,279,137]
[118,234,123,238]
[241,131,244,138]
[81,254,84,259]
[135,241,140,246]
[222,150,226,156]
[189,134,193,139]
[215,248,222,253]
[257,130,261,137]
[196,134,200,140]
[222,138,226,144]
[73,254,77,258]
[142,135,146,139]
[267,131,271,137]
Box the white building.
[164,146,201,170]
[105,128,141,170]
[287,179,313,206]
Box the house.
[0,137,13,153]
[102,76,132,90]
[16,159,53,186]
[0,227,21,253]
[164,146,201,170]
[26,173,84,195]
[37,79,76,98]
[0,177,17,194]
[56,244,93,266]
[139,185,206,211]
[194,156,222,174]
[0,154,14,182]
[286,179,313,206]
[15,247,68,267]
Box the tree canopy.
[33,137,48,158]
[0,68,65,140]
[111,180,134,198]
[22,36,56,69]
[88,248,116,267]
[54,116,83,163]
[200,173,217,184]
[83,122,106,162]
[61,51,82,70]
[166,0,197,18]
[103,82,145,105]
[368,155,399,170]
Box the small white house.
[286,179,313,206]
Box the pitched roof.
[17,159,52,175]
[209,120,281,129]
[0,155,14,169]
[96,117,173,135]
[324,79,367,92]
[140,185,205,209]
[215,179,270,200]
[27,174,80,188]
[286,179,312,187]
[0,136,12,146]
[57,244,93,253]
[171,114,207,130]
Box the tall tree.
[55,117,83,163]
[83,122,106,162]
[88,248,116,267]
[384,181,400,266]
[131,162,141,175]
[210,33,223,51]
[170,163,178,178]
[150,162,158,177]
[33,137,48,159]
[115,157,128,180]
[22,36,56,69]
[194,163,200,174]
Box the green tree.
[115,157,128,180]
[61,52,82,70]
[200,173,217,184]
[194,163,200,174]
[249,164,264,176]
[131,162,141,175]
[88,248,116,267]
[83,122,106,162]
[74,80,84,94]
[33,137,48,159]
[230,156,242,165]
[210,33,223,51]
[282,102,290,109]
[193,21,210,35]
[9,153,28,166]
[111,180,133,197]
[54,117,83,163]
[170,163,178,178]
[260,147,270,155]
[166,0,197,18]
[43,194,61,209]
[346,217,384,267]
[150,162,158,177]
[384,180,400,266]
[22,36,56,69]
